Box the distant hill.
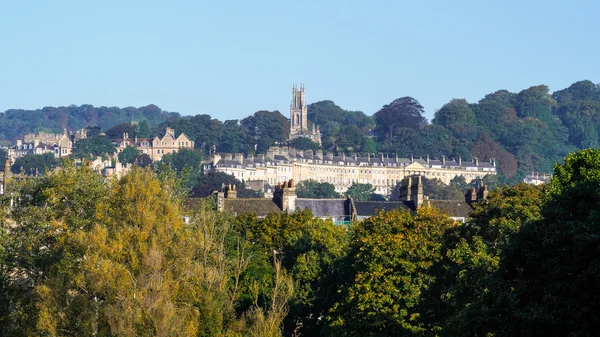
[0,104,179,142]
[4,80,600,185]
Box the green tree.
[289,137,321,151]
[105,123,135,139]
[11,153,58,175]
[241,110,290,152]
[432,99,476,128]
[421,177,464,200]
[326,207,456,336]
[481,149,600,336]
[345,183,377,201]
[374,96,426,141]
[234,209,350,336]
[117,145,140,164]
[421,183,543,336]
[161,148,204,187]
[295,180,340,199]
[136,120,152,137]
[72,135,116,159]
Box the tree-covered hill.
[0,104,179,142]
[3,80,600,184]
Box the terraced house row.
[203,146,497,195]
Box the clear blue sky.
[1,0,598,121]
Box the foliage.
[72,134,116,159]
[241,110,290,153]
[160,148,204,187]
[117,145,140,164]
[374,96,426,141]
[0,165,291,336]
[192,171,263,198]
[326,207,456,336]
[344,183,382,201]
[11,153,58,175]
[234,210,350,336]
[422,177,464,200]
[289,137,321,151]
[0,104,177,142]
[421,183,543,335]
[295,180,341,199]
[478,149,600,336]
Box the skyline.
[1,1,599,121]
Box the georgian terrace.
[203,146,496,195]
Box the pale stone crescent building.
[203,146,496,196]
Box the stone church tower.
[289,84,321,144]
[290,84,308,134]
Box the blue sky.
[1,0,598,121]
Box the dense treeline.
[142,80,600,184]
[2,149,600,336]
[0,104,178,143]
[4,80,600,184]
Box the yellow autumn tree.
[3,165,291,336]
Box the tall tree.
[374,96,426,141]
[295,180,340,199]
[326,207,456,336]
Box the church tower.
[290,84,308,134]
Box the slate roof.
[427,200,473,219]
[295,199,350,218]
[224,198,282,217]
[354,201,413,216]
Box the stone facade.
[289,84,321,145]
[9,132,73,161]
[112,127,194,162]
[203,146,497,196]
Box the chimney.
[316,149,323,160]
[380,153,384,161]
[326,153,333,161]
[354,153,358,161]
[477,185,489,201]
[410,175,423,208]
[442,155,446,165]
[491,158,496,167]
[226,184,237,199]
[216,190,225,211]
[282,179,296,212]
[342,152,346,162]
[458,156,462,166]
[3,159,11,194]
[474,157,479,166]
[395,153,398,163]
[466,187,477,204]
[399,176,411,202]
[247,153,254,161]
[426,154,430,164]
[410,154,414,162]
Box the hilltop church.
[289,84,321,145]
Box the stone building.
[112,127,194,162]
[189,177,487,224]
[289,84,321,145]
[9,132,73,161]
[203,146,496,196]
